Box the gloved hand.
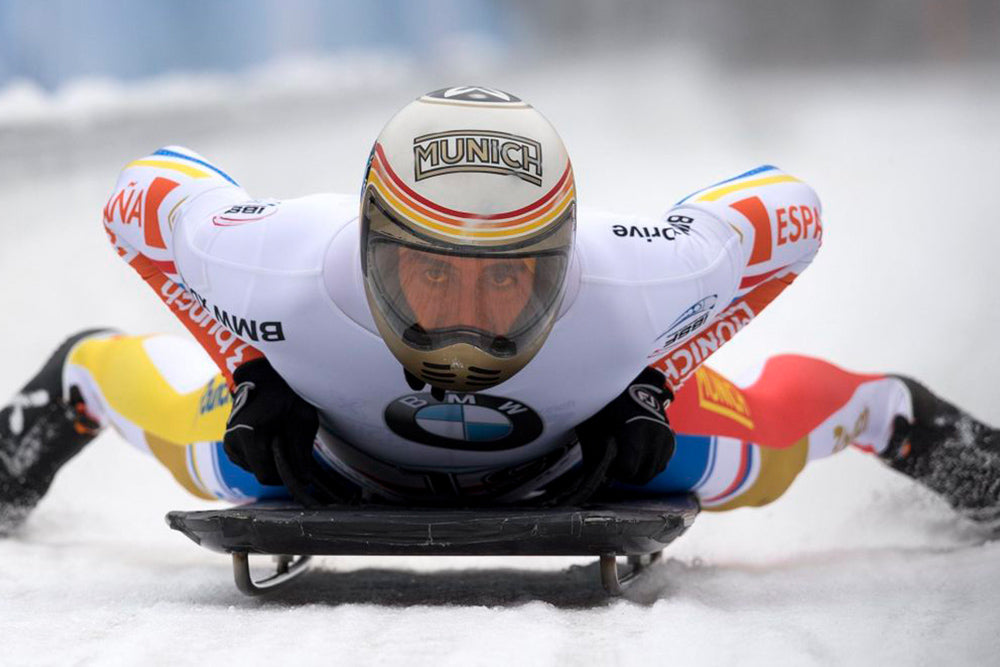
[223,358,319,486]
[577,366,675,486]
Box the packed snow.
[2,48,999,665]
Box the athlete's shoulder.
[203,192,356,230]
[575,204,738,284]
[177,191,358,274]
[203,192,357,241]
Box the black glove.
[577,367,675,486]
[223,358,319,486]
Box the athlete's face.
[397,246,537,335]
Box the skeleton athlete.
[2,87,998,531]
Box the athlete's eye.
[484,264,518,288]
[422,261,451,285]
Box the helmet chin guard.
[361,86,576,392]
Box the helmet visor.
[366,236,570,359]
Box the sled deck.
[167,495,699,596]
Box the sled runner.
[167,495,699,596]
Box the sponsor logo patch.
[198,377,231,415]
[695,367,754,429]
[184,288,285,343]
[212,200,279,227]
[385,392,543,451]
[832,407,870,453]
[653,300,756,387]
[413,130,543,186]
[612,214,695,243]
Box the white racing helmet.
[361,86,576,393]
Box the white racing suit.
[71,146,911,510]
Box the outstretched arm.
[102,147,319,485]
[647,165,823,387]
[102,146,264,387]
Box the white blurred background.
[1,2,999,664]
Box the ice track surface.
[2,50,999,665]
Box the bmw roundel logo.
[384,392,543,451]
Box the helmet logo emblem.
[436,86,517,102]
[413,130,543,186]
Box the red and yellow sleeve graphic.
[103,148,262,388]
[651,275,796,388]
[651,167,822,389]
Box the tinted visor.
[363,198,572,358]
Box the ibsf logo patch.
[653,300,756,387]
[385,392,543,451]
[653,294,718,349]
[413,130,543,186]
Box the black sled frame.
[167,495,699,597]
